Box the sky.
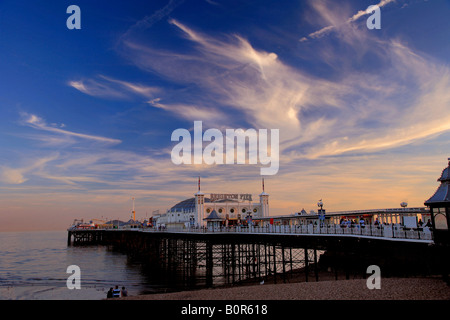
[0,0,449,231]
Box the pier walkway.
[140,224,433,243]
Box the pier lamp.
[318,199,326,225]
[246,211,253,226]
[424,158,450,245]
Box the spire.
[131,197,136,221]
[259,177,268,196]
[195,176,204,195]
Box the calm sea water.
[0,230,165,300]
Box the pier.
[67,227,446,289]
[67,158,450,289]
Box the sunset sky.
[0,0,449,231]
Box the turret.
[259,178,269,217]
[195,177,206,227]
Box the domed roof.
[169,197,211,212]
[438,165,450,182]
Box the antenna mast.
[132,197,136,221]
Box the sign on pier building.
[154,182,269,229]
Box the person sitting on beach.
[121,286,128,297]
[112,285,121,298]
[107,287,113,299]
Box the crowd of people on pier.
[337,217,432,229]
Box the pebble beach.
[120,277,450,300]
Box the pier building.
[154,178,269,229]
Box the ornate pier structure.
[67,228,442,289]
[67,159,450,288]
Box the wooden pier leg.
[289,247,293,278]
[273,244,277,284]
[252,243,257,279]
[281,245,286,283]
[304,248,309,282]
[257,244,262,280]
[206,241,213,287]
[345,251,350,280]
[222,243,227,283]
[314,248,319,282]
[231,242,236,283]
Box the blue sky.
[0,0,449,231]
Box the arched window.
[434,208,448,230]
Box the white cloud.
[0,154,59,185]
[118,16,450,164]
[68,75,159,100]
[21,112,121,145]
[301,0,397,42]
[0,167,27,184]
[148,98,227,124]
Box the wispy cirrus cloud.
[300,0,397,42]
[0,154,59,185]
[21,112,121,145]
[117,13,450,163]
[119,0,185,41]
[148,98,229,124]
[119,19,339,145]
[69,75,160,100]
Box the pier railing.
[141,224,433,241]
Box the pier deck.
[67,226,447,288]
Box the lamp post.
[318,199,325,226]
[246,211,253,227]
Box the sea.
[0,230,167,300]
